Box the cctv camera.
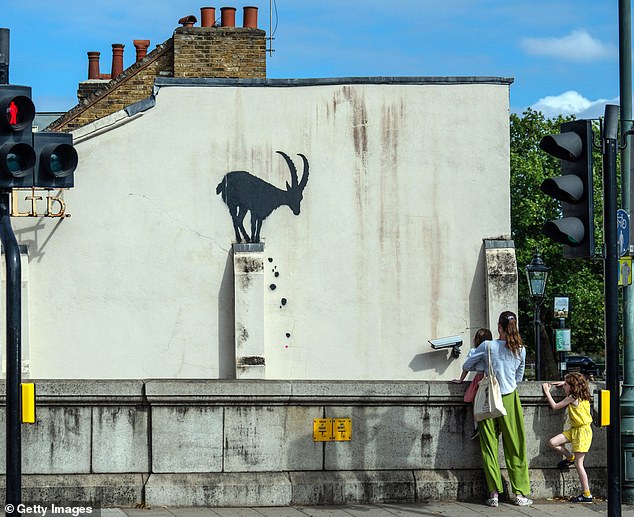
[428,335,463,358]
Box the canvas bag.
[473,343,507,421]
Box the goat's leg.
[229,205,243,243]
[253,218,263,243]
[250,217,261,243]
[236,207,250,243]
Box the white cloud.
[530,91,620,118]
[520,30,616,62]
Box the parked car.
[565,356,599,378]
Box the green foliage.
[510,109,605,367]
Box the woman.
[462,311,532,507]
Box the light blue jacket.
[462,339,526,395]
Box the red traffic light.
[0,94,34,132]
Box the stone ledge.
[0,474,145,505]
[0,469,608,506]
[145,473,291,506]
[290,471,415,505]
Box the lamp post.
[526,249,550,381]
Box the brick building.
[47,6,266,132]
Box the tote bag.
[473,343,507,421]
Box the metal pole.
[619,0,634,505]
[534,300,542,381]
[0,28,8,85]
[0,193,21,516]
[604,104,622,517]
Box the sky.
[1,0,622,118]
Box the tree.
[510,109,605,378]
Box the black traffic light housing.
[539,120,594,259]
[0,85,36,188]
[0,84,77,190]
[33,132,77,188]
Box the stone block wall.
[0,380,608,506]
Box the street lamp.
[525,249,550,381]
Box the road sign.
[555,328,571,352]
[620,257,633,286]
[618,209,629,257]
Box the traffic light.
[33,132,77,188]
[0,84,77,190]
[0,85,36,188]
[539,119,594,259]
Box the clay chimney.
[201,7,216,27]
[243,6,258,28]
[133,40,150,62]
[111,43,125,79]
[87,51,101,80]
[178,15,197,27]
[221,7,236,27]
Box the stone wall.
[0,380,608,506]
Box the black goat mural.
[216,151,309,243]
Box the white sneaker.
[514,495,533,506]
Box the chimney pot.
[220,7,236,27]
[243,6,258,28]
[133,40,151,62]
[201,7,216,27]
[111,43,125,79]
[178,15,197,27]
[87,51,101,80]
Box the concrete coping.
[0,379,146,405]
[0,380,605,406]
[154,76,515,88]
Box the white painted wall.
[13,78,512,380]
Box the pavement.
[98,500,633,516]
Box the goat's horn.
[276,150,298,187]
[297,153,309,190]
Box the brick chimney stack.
[243,6,258,28]
[220,7,236,27]
[133,40,151,62]
[62,5,266,131]
[178,15,197,27]
[111,43,125,79]
[87,51,101,80]
[200,7,216,27]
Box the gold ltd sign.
[11,188,69,218]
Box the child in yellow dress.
[542,372,593,503]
